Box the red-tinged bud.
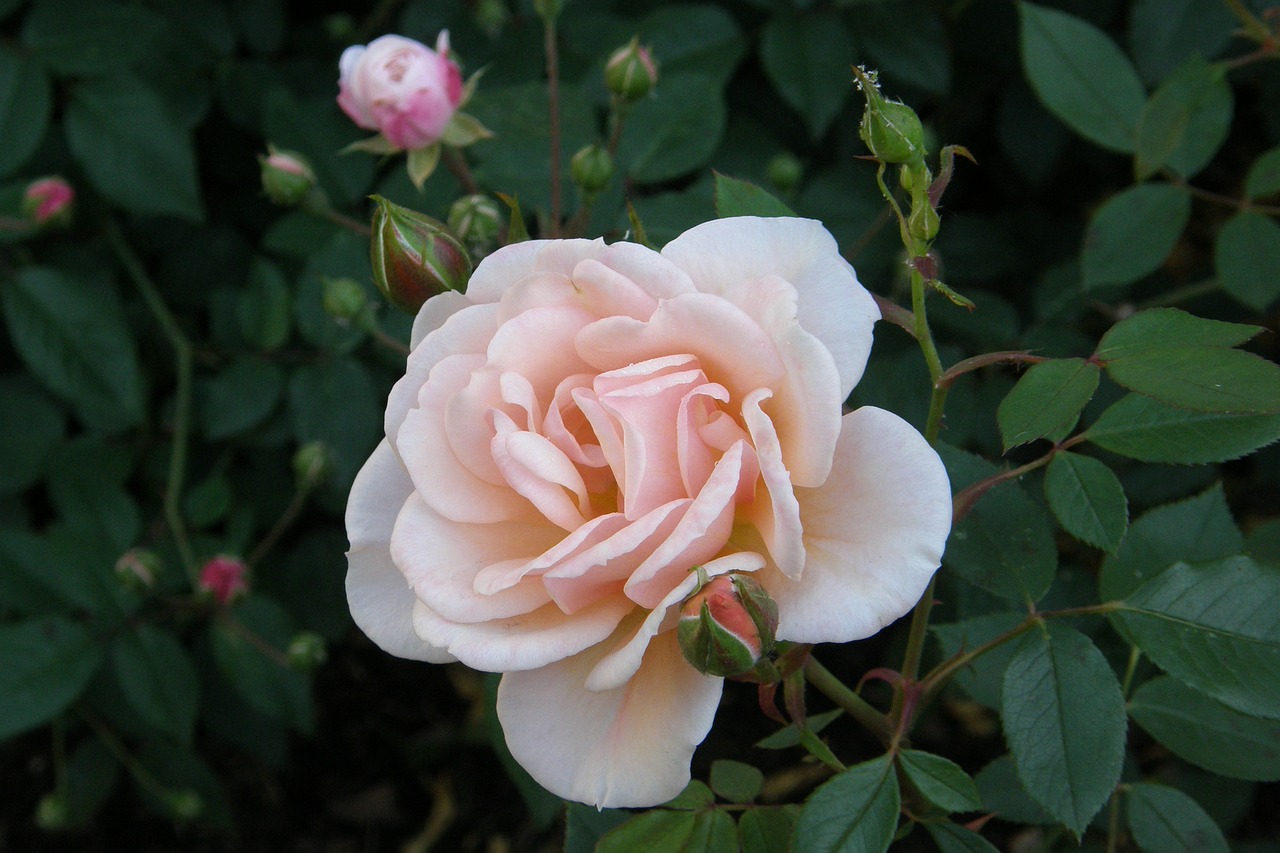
[198,555,249,606]
[115,548,161,591]
[23,177,74,227]
[678,573,778,678]
[369,195,472,314]
[259,146,316,206]
[852,66,925,166]
[604,38,658,103]
[569,144,613,197]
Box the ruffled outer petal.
[345,441,454,662]
[660,216,879,400]
[770,407,952,644]
[497,630,723,808]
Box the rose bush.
[345,216,953,808]
[337,33,463,151]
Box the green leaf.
[1129,676,1280,782]
[738,806,798,853]
[755,708,843,749]
[931,612,1026,709]
[1128,0,1235,84]
[564,803,632,853]
[617,74,726,184]
[944,478,1057,604]
[210,597,313,732]
[1082,184,1190,290]
[0,617,103,740]
[713,172,796,219]
[924,822,1002,853]
[1112,556,1280,720]
[759,11,854,140]
[237,258,292,351]
[852,1,951,96]
[1043,452,1128,552]
[1000,622,1126,836]
[287,358,381,489]
[21,0,163,76]
[1244,146,1280,199]
[1134,56,1232,180]
[1100,483,1241,601]
[710,760,764,804]
[60,737,121,829]
[1096,308,1280,414]
[65,76,203,220]
[897,750,982,813]
[1126,782,1229,853]
[598,810,698,852]
[47,451,139,555]
[0,377,64,495]
[974,755,1053,825]
[113,626,199,746]
[1086,393,1280,464]
[997,358,1100,450]
[793,755,899,853]
[0,49,51,178]
[1216,211,1280,311]
[198,357,286,440]
[1,267,145,432]
[666,780,717,810]
[636,4,746,89]
[1018,2,1146,153]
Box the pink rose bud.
[23,177,74,227]
[678,573,779,678]
[337,32,463,151]
[198,555,249,606]
[604,38,658,103]
[259,146,316,206]
[370,195,472,314]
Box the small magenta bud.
[321,277,368,324]
[853,66,926,166]
[115,548,161,591]
[678,573,779,678]
[604,38,658,102]
[198,555,249,606]
[259,146,316,206]
[766,152,803,194]
[286,631,328,672]
[448,193,503,254]
[292,441,333,490]
[570,144,614,196]
[23,177,74,228]
[370,195,473,314]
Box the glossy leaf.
[759,11,854,140]
[1244,146,1280,199]
[0,618,103,740]
[22,0,163,75]
[793,755,899,853]
[617,74,726,184]
[1086,393,1280,464]
[714,173,796,219]
[1129,676,1280,782]
[1126,782,1229,853]
[0,49,51,178]
[1082,184,1190,290]
[1000,622,1126,835]
[924,822,1001,853]
[198,358,287,440]
[897,750,982,813]
[1128,0,1234,84]
[944,478,1057,604]
[1043,452,1128,552]
[710,760,763,804]
[113,626,200,746]
[738,806,798,853]
[0,377,64,495]
[1134,56,1232,180]
[1216,211,1280,311]
[974,755,1053,826]
[997,358,1099,450]
[1112,556,1280,720]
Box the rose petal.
[490,414,591,531]
[771,407,952,643]
[497,630,722,808]
[465,239,553,304]
[740,388,805,578]
[661,216,879,399]
[345,441,453,662]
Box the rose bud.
[369,195,472,314]
[286,631,328,672]
[448,193,503,256]
[678,573,779,678]
[604,38,658,103]
[321,276,369,325]
[292,440,333,490]
[766,152,803,195]
[852,66,925,166]
[258,146,316,206]
[23,176,74,228]
[115,548,161,592]
[569,144,614,198]
[198,555,249,606]
[337,32,463,151]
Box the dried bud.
[293,441,333,490]
[321,277,368,324]
[259,146,316,206]
[766,152,803,194]
[198,555,249,606]
[448,193,503,255]
[115,548,161,591]
[286,631,328,672]
[604,38,658,103]
[853,67,925,166]
[569,144,614,197]
[370,195,473,314]
[678,573,778,678]
[23,177,74,228]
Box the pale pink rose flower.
[337,32,463,151]
[345,216,953,808]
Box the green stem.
[105,221,198,584]
[1222,0,1272,42]
[443,147,480,195]
[77,705,173,801]
[1119,646,1142,699]
[803,656,896,747]
[247,486,312,569]
[543,17,563,236]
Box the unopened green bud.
[766,152,803,194]
[570,144,614,197]
[678,573,778,678]
[908,198,940,243]
[115,548,161,591]
[287,631,328,672]
[35,793,70,830]
[853,67,926,166]
[474,0,510,36]
[533,0,563,23]
[370,196,473,314]
[321,277,368,324]
[604,38,658,102]
[448,194,503,255]
[292,441,332,490]
[165,789,204,820]
[259,146,316,206]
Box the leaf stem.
[105,221,198,584]
[443,147,480,195]
[247,486,312,569]
[803,656,896,747]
